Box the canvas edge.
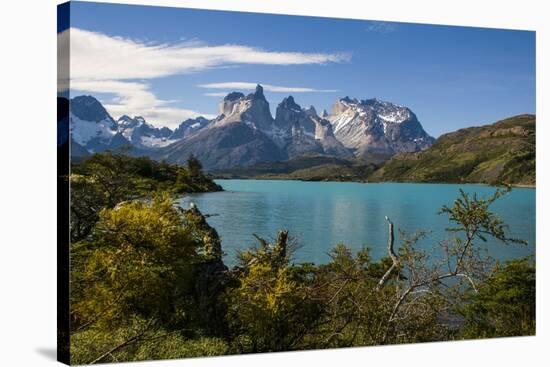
[57,1,71,365]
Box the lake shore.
[212,174,536,189]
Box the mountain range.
[65,84,434,169]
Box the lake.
[178,180,535,266]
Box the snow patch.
[331,113,356,133]
[70,112,116,146]
[378,111,409,123]
[140,136,178,148]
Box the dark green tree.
[458,257,535,338]
[187,154,203,178]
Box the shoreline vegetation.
[213,114,535,188]
[66,152,536,364]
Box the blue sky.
[63,1,535,136]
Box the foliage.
[307,245,395,347]
[71,194,200,330]
[70,152,221,241]
[440,187,526,245]
[70,194,224,364]
[186,154,203,178]
[458,257,535,338]
[70,317,229,364]
[225,231,323,353]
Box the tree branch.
[377,217,398,291]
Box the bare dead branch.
[377,217,399,291]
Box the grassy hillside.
[369,114,535,186]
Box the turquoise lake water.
[177,180,536,265]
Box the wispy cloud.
[66,28,351,80]
[199,82,339,94]
[58,28,350,127]
[365,21,399,33]
[203,92,232,97]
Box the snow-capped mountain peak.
[71,95,115,124]
[69,95,123,153]
[69,112,118,149]
[115,115,177,149]
[328,97,434,156]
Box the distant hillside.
[213,153,386,182]
[369,114,535,186]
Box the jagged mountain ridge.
[156,85,285,168]
[155,85,354,168]
[274,96,352,158]
[117,115,175,149]
[67,85,435,169]
[170,116,212,140]
[67,95,212,153]
[329,97,434,156]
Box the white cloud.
[58,28,350,127]
[203,92,232,97]
[67,28,351,80]
[365,21,399,33]
[198,82,339,94]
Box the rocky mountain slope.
[369,114,536,185]
[328,97,434,157]
[170,116,212,140]
[155,86,286,168]
[155,85,357,169]
[274,96,351,158]
[66,85,436,169]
